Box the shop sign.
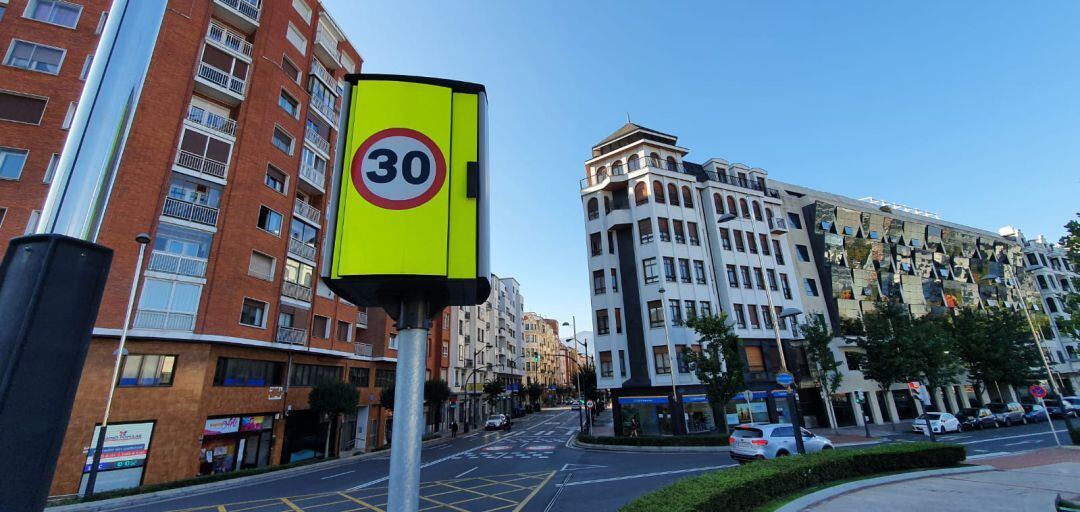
[83,422,154,473]
[681,395,709,403]
[268,386,284,400]
[203,417,240,436]
[240,416,270,432]
[617,396,669,405]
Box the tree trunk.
[323,415,333,459]
[713,401,729,435]
[822,389,839,433]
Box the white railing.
[282,281,312,302]
[299,162,325,189]
[357,311,368,327]
[315,29,341,62]
[288,237,317,261]
[133,310,196,331]
[310,59,340,94]
[186,105,236,137]
[206,21,252,58]
[310,94,339,122]
[197,62,246,96]
[148,250,208,278]
[304,125,331,155]
[293,199,321,225]
[355,343,373,357]
[275,326,307,345]
[175,149,228,180]
[215,0,260,23]
[162,197,219,227]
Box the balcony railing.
[768,217,788,234]
[579,158,780,198]
[315,29,341,63]
[288,237,317,262]
[206,21,252,58]
[310,59,340,94]
[304,125,331,155]
[197,62,246,97]
[299,161,325,190]
[310,94,339,123]
[162,197,219,227]
[133,310,195,331]
[355,343,373,357]
[175,149,228,180]
[293,199,321,225]
[275,326,307,345]
[215,0,260,24]
[357,310,368,327]
[186,105,236,138]
[282,281,312,302]
[148,250,208,278]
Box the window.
[607,231,615,254]
[0,5,5,21]
[759,234,770,255]
[773,240,785,265]
[25,0,81,28]
[60,101,76,129]
[95,10,107,34]
[663,257,676,282]
[589,232,602,256]
[693,260,706,284]
[248,251,275,280]
[653,346,671,374]
[642,257,658,284]
[264,165,287,193]
[619,350,627,376]
[752,201,763,221]
[240,298,267,327]
[681,186,693,208]
[669,299,683,325]
[787,212,803,229]
[42,153,58,184]
[748,305,761,328]
[292,0,313,22]
[24,210,40,234]
[593,269,606,294]
[805,278,820,296]
[780,274,792,300]
[638,218,653,244]
[745,346,765,372]
[668,183,680,206]
[80,54,93,80]
[286,22,308,53]
[596,309,609,335]
[688,222,700,245]
[747,232,757,253]
[685,300,697,321]
[0,147,28,180]
[610,268,619,292]
[290,364,341,387]
[5,40,65,74]
[348,367,370,387]
[281,55,300,83]
[257,206,283,235]
[336,320,351,342]
[741,266,752,289]
[214,357,285,386]
[796,245,811,262]
[600,351,613,378]
[733,304,746,328]
[278,90,299,118]
[762,305,774,329]
[375,369,395,387]
[312,315,329,338]
[700,301,712,317]
[657,217,670,242]
[734,230,745,252]
[719,228,732,250]
[136,278,201,329]
[653,181,665,203]
[118,355,176,387]
[0,91,48,124]
[678,258,691,283]
[726,196,738,214]
[634,181,648,205]
[647,300,664,328]
[727,265,739,287]
[767,269,778,290]
[739,198,750,218]
[272,126,294,154]
[713,193,724,214]
[614,308,623,334]
[673,220,685,243]
[587,197,599,219]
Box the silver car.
[729,423,834,463]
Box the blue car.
[1022,403,1049,423]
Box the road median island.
[619,442,966,512]
[574,433,730,452]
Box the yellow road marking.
[280,498,303,511]
[511,470,555,512]
[434,481,518,505]
[419,494,473,512]
[337,492,385,512]
[217,506,227,512]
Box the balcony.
[310,94,339,124]
[206,21,252,60]
[275,326,307,345]
[357,310,368,327]
[314,28,342,69]
[288,237,317,262]
[298,161,325,192]
[195,62,246,105]
[133,310,195,331]
[768,217,788,235]
[310,59,340,95]
[355,343,373,357]
[186,105,236,139]
[148,250,208,278]
[162,197,219,228]
[282,281,312,302]
[293,198,321,226]
[174,150,228,182]
[212,0,260,33]
[304,125,331,157]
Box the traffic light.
[533,351,539,363]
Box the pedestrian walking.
[450,421,458,438]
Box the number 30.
[367,148,431,185]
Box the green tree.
[572,365,599,402]
[856,297,919,415]
[379,385,395,411]
[527,382,544,409]
[802,315,843,431]
[424,379,451,430]
[308,380,360,459]
[483,380,505,411]
[682,314,745,434]
[908,315,964,396]
[1057,213,1080,339]
[952,308,1041,402]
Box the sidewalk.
[792,448,1080,511]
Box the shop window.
[118,354,176,386]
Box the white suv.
[729,424,834,463]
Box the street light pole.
[658,287,686,435]
[563,316,589,432]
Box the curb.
[775,465,995,512]
[569,436,731,453]
[46,435,453,512]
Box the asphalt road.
[879,416,1077,458]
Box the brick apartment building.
[0,0,430,498]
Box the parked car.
[729,424,833,463]
[1022,404,1049,423]
[484,414,511,431]
[570,401,581,411]
[912,412,962,434]
[955,407,999,430]
[986,402,1027,426]
[1063,396,1080,417]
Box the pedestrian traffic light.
[533,351,539,363]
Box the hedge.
[1070,423,1080,445]
[578,433,729,447]
[621,442,965,512]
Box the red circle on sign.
[1029,385,1046,399]
[351,128,447,210]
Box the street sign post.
[325,75,490,512]
[1029,385,1061,446]
[1029,384,1047,399]
[586,400,594,409]
[908,381,935,442]
[776,372,795,387]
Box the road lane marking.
[967,451,1011,460]
[1004,440,1039,447]
[455,466,477,478]
[560,463,607,471]
[319,470,355,480]
[959,431,1057,445]
[514,470,557,512]
[347,431,524,490]
[542,471,573,512]
[557,465,735,487]
[279,498,303,511]
[337,491,385,511]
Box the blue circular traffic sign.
[1029,384,1047,399]
[776,372,795,386]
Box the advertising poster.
[203,417,240,436]
[83,422,154,473]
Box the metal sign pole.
[386,298,430,512]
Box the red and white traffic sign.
[907,381,921,393]
[1029,384,1047,399]
[586,400,594,409]
[352,128,447,210]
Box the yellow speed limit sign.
[328,75,490,312]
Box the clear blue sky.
[325,1,1080,332]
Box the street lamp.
[84,232,150,497]
[657,287,689,435]
[463,343,492,433]
[563,317,590,432]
